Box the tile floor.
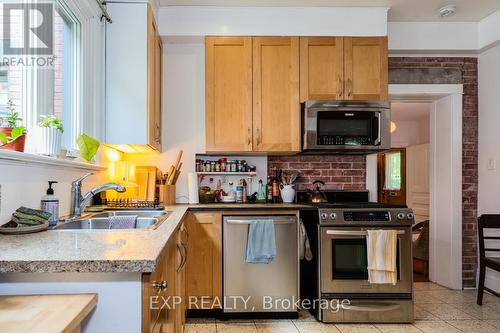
[185,282,500,333]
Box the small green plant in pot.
[38,115,64,156]
[0,100,27,152]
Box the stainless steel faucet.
[69,172,126,219]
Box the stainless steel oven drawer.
[322,299,413,323]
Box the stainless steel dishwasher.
[223,215,299,314]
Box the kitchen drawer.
[321,299,413,323]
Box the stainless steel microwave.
[302,100,391,154]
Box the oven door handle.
[342,303,401,312]
[325,230,406,236]
[374,112,381,145]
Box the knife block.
[160,185,176,205]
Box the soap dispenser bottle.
[41,181,59,226]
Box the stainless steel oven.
[320,226,412,295]
[302,100,390,153]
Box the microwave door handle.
[374,113,381,145]
[342,303,401,312]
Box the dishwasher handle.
[225,217,297,225]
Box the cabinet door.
[175,225,187,333]
[343,37,388,100]
[253,37,300,152]
[205,37,253,153]
[147,8,162,150]
[164,237,177,333]
[185,212,222,309]
[142,248,168,333]
[299,37,344,101]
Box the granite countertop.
[0,204,307,274]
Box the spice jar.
[219,158,227,172]
[229,160,237,172]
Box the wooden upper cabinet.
[205,37,253,152]
[344,37,388,100]
[300,37,344,101]
[253,37,300,152]
[147,10,162,151]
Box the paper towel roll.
[187,172,199,204]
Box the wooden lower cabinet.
[142,224,187,333]
[185,212,222,309]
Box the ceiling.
[159,0,500,22]
[391,103,431,121]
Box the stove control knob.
[320,213,328,220]
[407,212,414,220]
[397,212,406,220]
[330,213,337,220]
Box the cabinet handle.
[338,76,343,97]
[177,243,185,272]
[152,280,168,291]
[177,242,187,272]
[247,128,251,146]
[181,242,187,271]
[256,128,261,146]
[348,78,352,97]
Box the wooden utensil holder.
[160,184,176,205]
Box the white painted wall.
[157,6,388,36]
[388,22,478,53]
[391,117,430,148]
[0,164,102,222]
[478,44,500,290]
[388,9,500,54]
[478,10,500,51]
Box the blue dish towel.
[245,220,276,264]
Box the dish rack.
[103,199,163,210]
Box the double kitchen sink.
[55,210,169,230]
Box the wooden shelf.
[196,172,257,176]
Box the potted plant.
[38,115,64,156]
[0,100,26,152]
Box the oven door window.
[332,239,369,280]
[331,238,401,280]
[317,111,378,145]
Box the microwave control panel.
[318,136,374,146]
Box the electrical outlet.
[488,158,496,170]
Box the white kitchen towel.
[108,215,138,229]
[245,220,276,264]
[299,219,313,261]
[366,229,398,285]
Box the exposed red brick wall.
[268,155,366,191]
[389,57,478,288]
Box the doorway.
[377,148,406,206]
[366,84,463,289]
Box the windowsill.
[0,149,107,171]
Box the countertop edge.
[0,204,309,274]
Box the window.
[384,151,402,190]
[0,0,105,161]
[54,4,77,149]
[0,65,23,122]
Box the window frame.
[1,0,106,166]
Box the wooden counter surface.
[0,294,97,333]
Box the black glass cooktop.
[295,190,407,209]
